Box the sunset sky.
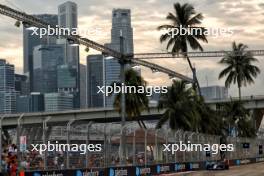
[0,0,264,97]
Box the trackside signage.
[21,158,264,176]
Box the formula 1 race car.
[206,160,229,170]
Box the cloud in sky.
[0,0,263,96]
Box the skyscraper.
[23,14,58,91]
[58,1,79,66]
[86,55,104,108]
[0,59,15,91]
[201,86,228,100]
[0,91,16,114]
[16,92,44,113]
[15,74,29,95]
[58,1,77,30]
[104,57,120,107]
[109,9,134,54]
[57,64,77,92]
[0,59,16,113]
[57,1,80,108]
[80,64,87,108]
[103,9,134,107]
[32,44,64,93]
[44,92,74,112]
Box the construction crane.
[0,3,194,83]
[133,50,264,59]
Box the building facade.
[16,92,44,113]
[110,9,134,54]
[23,14,58,91]
[32,44,64,93]
[15,74,29,95]
[102,9,134,107]
[86,55,104,108]
[44,92,74,112]
[57,1,80,108]
[201,86,228,100]
[0,59,16,114]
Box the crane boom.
[0,3,195,83]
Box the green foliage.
[112,68,149,121]
[158,3,207,54]
[218,100,256,137]
[157,80,256,137]
[219,42,260,98]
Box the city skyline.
[0,0,264,96]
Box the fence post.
[66,119,75,169]
[104,124,108,168]
[43,116,51,170]
[133,130,136,165]
[155,129,159,163]
[174,130,181,163]
[165,130,169,163]
[16,114,24,169]
[86,121,93,168]
[119,124,129,166]
[188,132,195,162]
[144,129,147,166]
[183,131,188,162]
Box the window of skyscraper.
[121,12,128,16]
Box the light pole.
[119,30,126,165]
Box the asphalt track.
[161,162,264,176]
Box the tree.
[219,42,260,99]
[220,100,255,137]
[194,96,223,135]
[112,68,149,128]
[158,3,208,95]
[156,80,198,131]
[156,80,223,134]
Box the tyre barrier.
[15,157,264,176]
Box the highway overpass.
[0,107,165,128]
[206,95,264,130]
[205,95,264,109]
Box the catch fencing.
[3,122,264,171]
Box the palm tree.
[157,80,223,134]
[158,3,208,95]
[112,68,149,128]
[219,42,260,99]
[112,69,153,159]
[156,80,198,131]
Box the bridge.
[2,95,264,128]
[206,95,264,109]
[0,107,164,128]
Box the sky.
[0,0,264,97]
